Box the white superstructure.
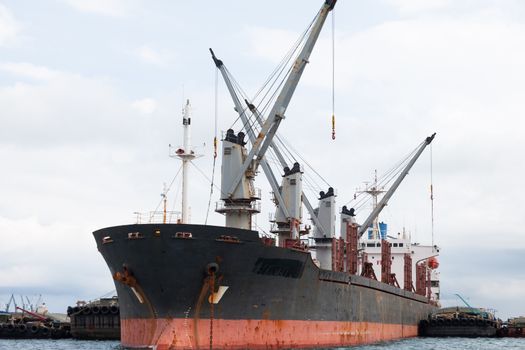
[361,234,441,301]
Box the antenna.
[356,170,386,239]
[169,100,202,224]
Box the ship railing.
[215,201,261,213]
[133,211,181,224]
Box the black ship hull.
[94,223,434,349]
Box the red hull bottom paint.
[121,318,418,349]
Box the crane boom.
[454,293,483,315]
[5,294,16,312]
[15,306,47,321]
[226,0,337,198]
[358,133,436,237]
[454,293,473,308]
[210,49,291,220]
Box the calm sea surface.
[0,338,524,350]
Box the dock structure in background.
[68,297,120,340]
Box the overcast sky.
[1,0,524,320]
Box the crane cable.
[213,67,218,160]
[331,8,336,140]
[430,143,435,247]
[223,15,313,134]
[205,67,220,225]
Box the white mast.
[181,100,191,223]
[364,170,385,239]
[171,99,196,224]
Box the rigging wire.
[331,8,336,140]
[223,16,311,134]
[167,177,182,223]
[150,164,183,221]
[190,161,226,198]
[253,64,295,126]
[343,142,423,208]
[252,13,317,104]
[343,147,425,215]
[273,137,296,165]
[99,290,117,299]
[277,135,331,188]
[267,135,326,195]
[169,182,180,223]
[205,68,220,225]
[302,175,321,195]
[227,12,316,135]
[430,143,435,247]
[253,221,272,237]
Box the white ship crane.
[209,50,328,239]
[225,0,337,199]
[357,133,436,238]
[213,0,336,237]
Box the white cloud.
[60,0,141,17]
[135,45,175,66]
[0,3,20,46]
[0,62,59,80]
[132,97,157,115]
[385,0,453,14]
[0,216,114,303]
[0,61,148,147]
[244,27,298,64]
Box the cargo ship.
[94,1,440,348]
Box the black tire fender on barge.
[110,305,119,314]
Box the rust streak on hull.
[121,318,418,349]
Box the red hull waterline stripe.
[121,318,418,349]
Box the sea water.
[0,338,524,350]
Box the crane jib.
[222,0,337,198]
[357,133,437,238]
[325,0,337,11]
